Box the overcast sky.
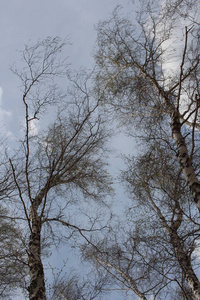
[0,1,136,299]
[0,0,134,130]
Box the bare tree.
[8,37,111,300]
[84,142,200,299]
[87,0,200,298]
[94,0,200,210]
[122,143,200,299]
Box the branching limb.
[9,159,32,231]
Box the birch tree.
[85,142,200,299]
[94,0,200,210]
[8,37,111,300]
[87,0,200,298]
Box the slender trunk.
[95,257,148,300]
[28,214,46,300]
[170,231,200,300]
[171,110,200,210]
[139,66,200,211]
[148,189,200,299]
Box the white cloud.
[0,87,12,117]
[0,87,12,138]
[0,87,13,153]
[29,119,38,136]
[20,118,39,138]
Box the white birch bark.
[171,110,200,209]
[170,231,200,300]
[94,257,148,300]
[139,64,200,211]
[147,189,200,300]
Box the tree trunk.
[141,68,200,211]
[147,188,200,299]
[170,231,200,300]
[171,110,200,210]
[95,257,148,300]
[28,213,46,300]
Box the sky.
[0,0,115,137]
[0,1,136,299]
[2,1,200,299]
[0,0,136,145]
